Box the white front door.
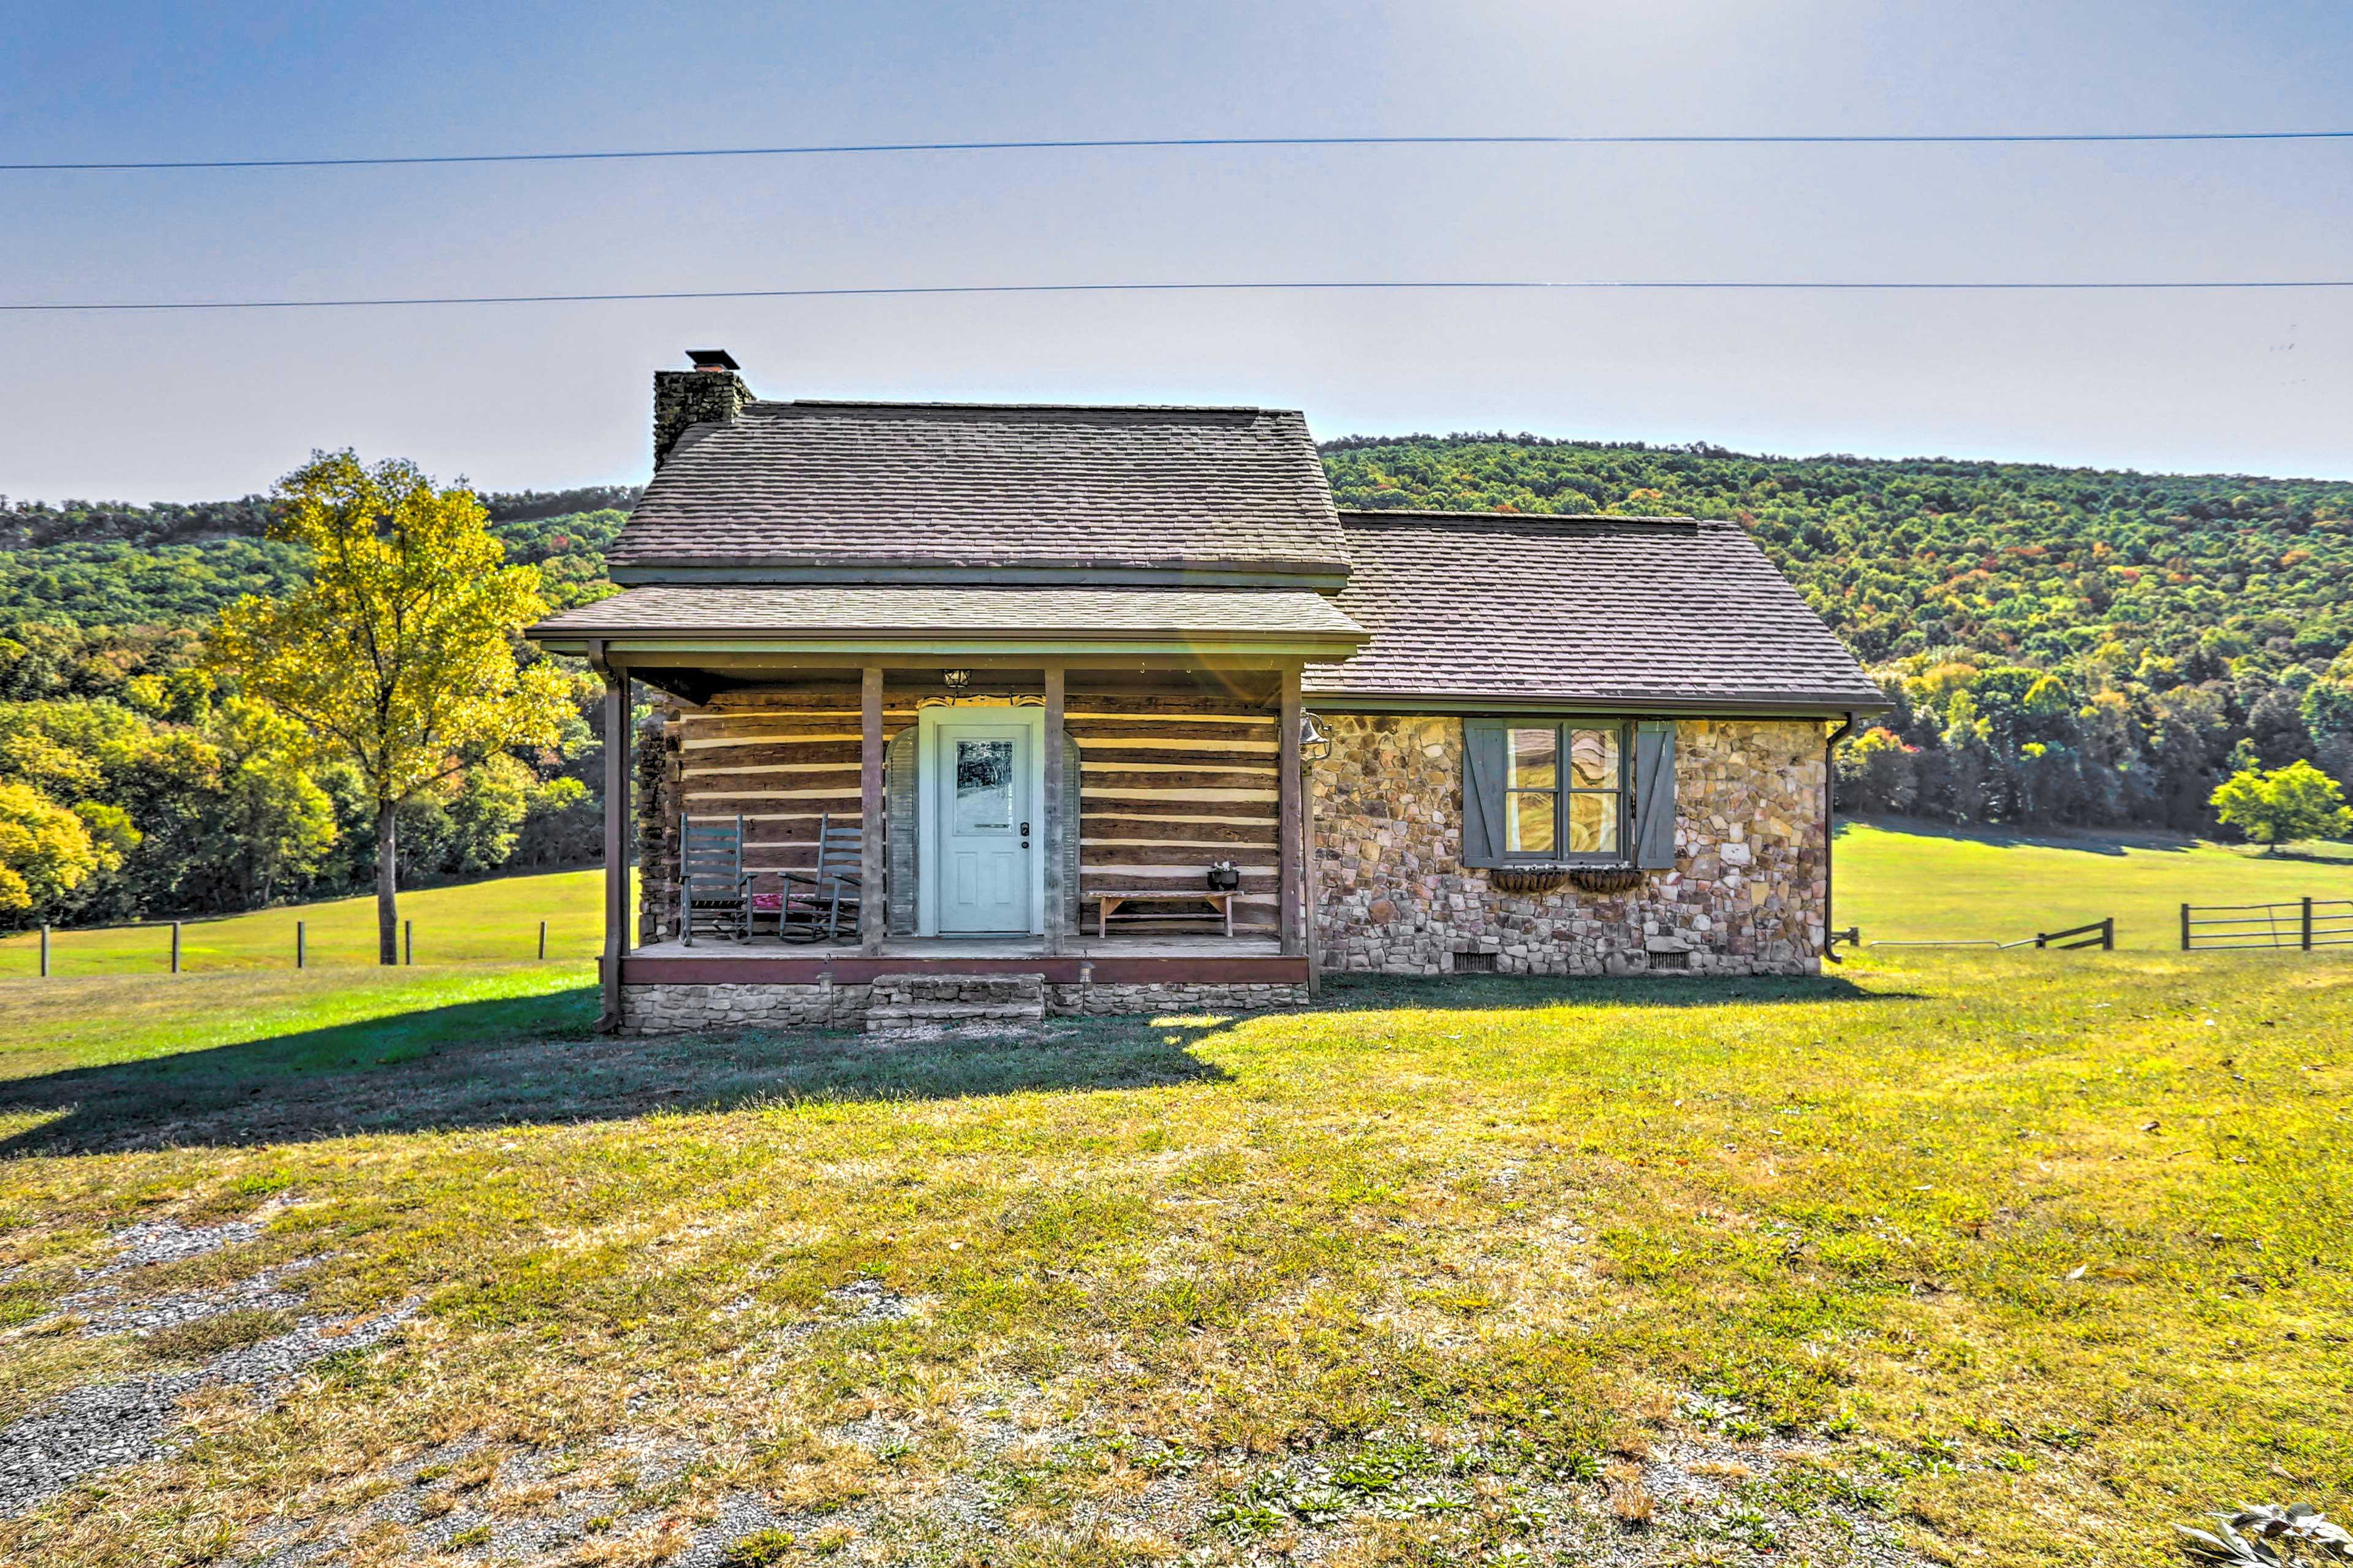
[935,720,1033,934]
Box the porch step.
[865,972,1045,1031]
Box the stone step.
[865,972,1046,1031]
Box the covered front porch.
[531,588,1360,1029]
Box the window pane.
[1568,791,1619,854]
[1508,790,1556,853]
[953,739,1016,835]
[1507,728,1557,790]
[1568,728,1619,789]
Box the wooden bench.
[1091,888,1235,939]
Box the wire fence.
[2180,898,2353,950]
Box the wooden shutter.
[1061,732,1082,933]
[1632,721,1678,869]
[1460,719,1509,867]
[885,725,919,935]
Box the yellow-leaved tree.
[210,452,570,964]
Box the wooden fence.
[1861,916,2113,951]
[2180,898,2353,951]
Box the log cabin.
[526,352,1888,1032]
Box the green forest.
[2,436,2349,927]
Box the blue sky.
[3,0,2349,499]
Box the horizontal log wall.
[643,683,1282,939]
[642,689,911,941]
[1067,686,1281,931]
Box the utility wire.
[8,129,2353,172]
[7,278,2352,312]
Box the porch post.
[591,640,629,1033]
[861,666,884,955]
[1043,664,1066,955]
[1279,664,1304,956]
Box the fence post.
[39,923,49,978]
[2304,896,2315,952]
[2101,917,2113,952]
[538,919,547,961]
[170,921,181,975]
[403,919,413,966]
[296,920,306,970]
[2180,903,2191,952]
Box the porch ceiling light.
[942,669,971,690]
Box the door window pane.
[953,740,1015,835]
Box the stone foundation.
[618,980,871,1035]
[616,977,1306,1034]
[1047,981,1310,1015]
[1312,714,1828,978]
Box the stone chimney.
[652,349,752,469]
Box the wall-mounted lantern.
[1298,711,1332,765]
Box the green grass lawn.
[1,952,2346,1567]
[1838,817,2353,949]
[0,868,615,977]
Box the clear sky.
[3,0,2349,501]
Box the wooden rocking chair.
[678,814,757,945]
[778,814,863,944]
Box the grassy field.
[0,868,613,977]
[1836,819,2353,949]
[0,952,2346,1567]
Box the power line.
[7,278,2352,312]
[8,129,2353,173]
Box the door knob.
[1020,822,1031,835]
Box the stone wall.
[1311,714,1828,977]
[617,978,1306,1034]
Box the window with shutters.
[1464,718,1675,872]
[1480,720,1629,863]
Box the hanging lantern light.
[1298,710,1332,764]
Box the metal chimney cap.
[686,349,740,371]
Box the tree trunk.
[376,800,400,966]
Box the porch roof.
[528,584,1365,658]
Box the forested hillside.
[3,434,2349,928]
[1325,436,2353,835]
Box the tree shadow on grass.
[1313,971,1920,1013]
[0,983,1228,1157]
[1,971,1920,1156]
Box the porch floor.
[631,932,1281,961]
